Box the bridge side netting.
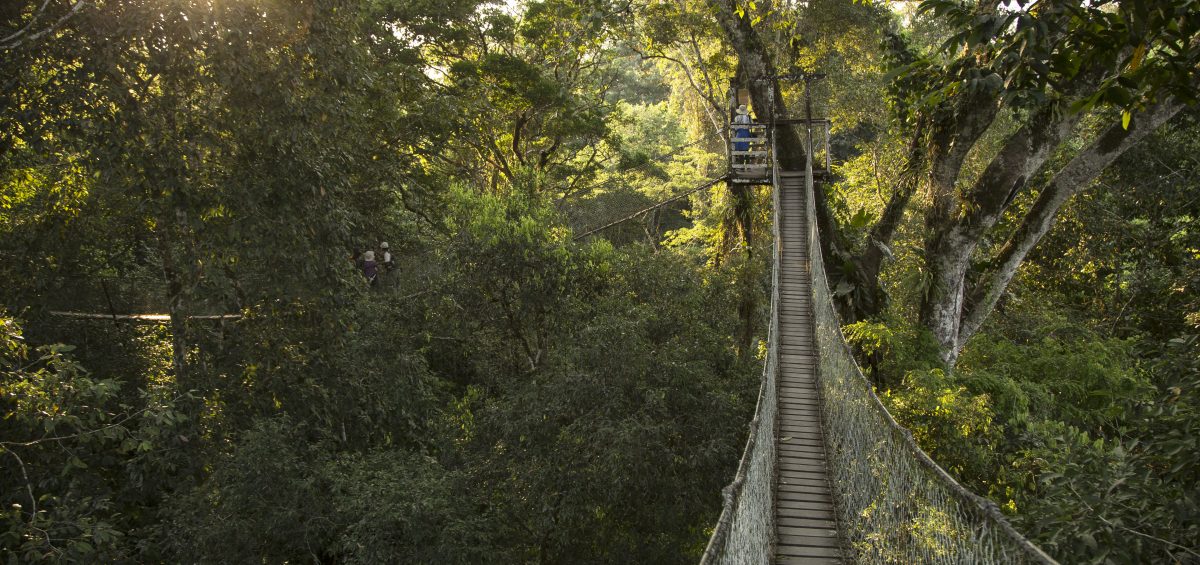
[802,156,1057,563]
[699,140,781,565]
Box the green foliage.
[959,329,1150,434]
[1,315,191,562]
[1011,418,1199,564]
[882,368,1001,481]
[910,0,1200,116]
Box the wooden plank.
[780,337,811,344]
[776,555,841,564]
[778,336,815,344]
[778,342,814,349]
[777,410,825,417]
[777,508,836,523]
[778,373,818,381]
[777,488,832,502]
[778,421,823,430]
[778,366,816,374]
[779,468,829,481]
[777,507,836,521]
[778,491,833,505]
[778,418,822,428]
[778,464,829,478]
[778,394,820,402]
[782,369,820,379]
[778,440,826,452]
[778,527,840,543]
[777,535,841,551]
[777,386,825,395]
[778,360,816,368]
[777,488,833,502]
[778,519,838,533]
[778,406,820,416]
[777,421,822,432]
[778,389,820,398]
[777,437,825,450]
[778,476,831,489]
[777,480,831,494]
[777,434,825,441]
[778,374,818,383]
[778,367,816,376]
[778,387,820,396]
[782,357,820,367]
[777,457,828,470]
[778,417,822,426]
[778,410,821,420]
[777,442,825,454]
[778,451,826,464]
[778,411,821,420]
[779,420,822,430]
[777,448,825,460]
[777,537,841,552]
[777,335,816,345]
[778,437,825,449]
[778,433,824,444]
[778,500,836,514]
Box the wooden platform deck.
[774,171,843,563]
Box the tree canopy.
[2,0,1198,562]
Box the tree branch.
[1,0,86,51]
[958,97,1185,344]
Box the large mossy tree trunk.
[708,0,1198,369]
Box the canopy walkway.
[698,119,1059,563]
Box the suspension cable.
[571,175,728,241]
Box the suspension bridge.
[571,77,1058,561]
[8,83,1063,564]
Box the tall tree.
[706,0,1200,366]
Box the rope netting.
[701,119,1057,562]
[800,148,1058,563]
[699,136,782,565]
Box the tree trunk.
[958,98,1185,346]
[921,102,1081,365]
[708,0,856,293]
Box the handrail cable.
[571,175,728,241]
[802,118,1058,563]
[558,133,718,206]
[699,94,783,563]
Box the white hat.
[736,104,749,115]
[363,250,375,261]
[380,242,389,249]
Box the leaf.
[849,208,875,229]
[1121,110,1131,130]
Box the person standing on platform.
[733,104,752,165]
[361,250,378,286]
[379,242,394,273]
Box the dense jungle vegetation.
[1,0,1197,563]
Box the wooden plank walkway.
[774,171,843,563]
